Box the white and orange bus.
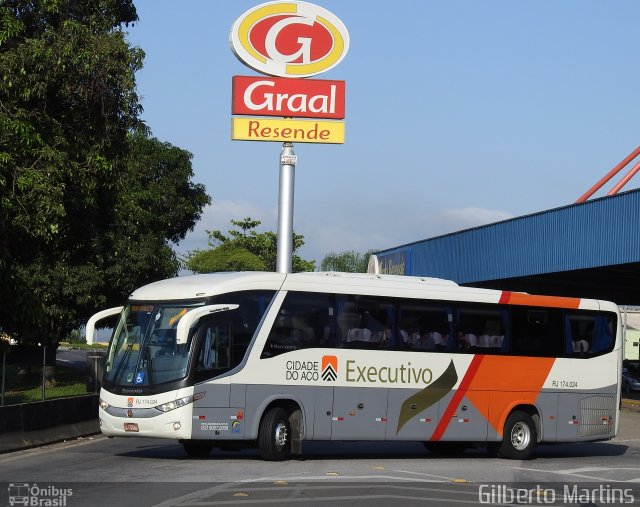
[87,271,622,460]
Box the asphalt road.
[56,348,92,370]
[1,408,640,507]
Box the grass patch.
[1,364,89,406]
[59,342,108,350]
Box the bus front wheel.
[498,410,537,460]
[259,407,291,461]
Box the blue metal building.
[374,188,640,304]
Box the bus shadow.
[115,440,629,461]
[533,442,628,458]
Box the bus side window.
[338,300,361,345]
[399,300,452,352]
[565,313,615,357]
[261,292,336,358]
[591,314,615,354]
[511,307,563,357]
[337,295,396,350]
[455,305,508,354]
[197,325,230,374]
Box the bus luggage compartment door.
[330,387,389,440]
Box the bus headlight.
[155,392,205,413]
[99,398,110,410]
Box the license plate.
[124,422,139,432]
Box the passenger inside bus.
[457,331,478,350]
[573,338,590,354]
[407,330,444,350]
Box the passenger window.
[198,323,230,371]
[195,290,275,379]
[565,313,615,357]
[337,295,397,349]
[193,317,233,382]
[261,292,337,358]
[398,300,453,352]
[456,306,508,353]
[511,307,563,357]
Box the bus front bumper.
[99,405,193,440]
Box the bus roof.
[130,271,287,300]
[129,271,466,301]
[127,271,610,311]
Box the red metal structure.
[577,146,640,203]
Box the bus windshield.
[104,303,203,387]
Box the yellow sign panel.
[232,117,344,144]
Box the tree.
[0,1,209,361]
[0,0,142,346]
[185,218,316,273]
[102,130,210,301]
[186,243,266,273]
[320,249,378,273]
[2,130,210,351]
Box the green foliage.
[187,243,266,273]
[65,328,85,344]
[320,249,378,273]
[0,0,143,241]
[102,130,210,299]
[0,1,210,346]
[186,218,315,273]
[0,0,142,344]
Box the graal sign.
[230,1,350,78]
[232,76,345,119]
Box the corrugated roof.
[376,188,640,290]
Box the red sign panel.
[232,75,345,119]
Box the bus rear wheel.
[498,411,537,460]
[259,407,291,461]
[182,441,213,458]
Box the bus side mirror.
[86,307,123,344]
[175,305,239,345]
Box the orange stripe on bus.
[430,355,484,441]
[464,356,556,436]
[499,291,581,309]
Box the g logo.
[230,1,349,78]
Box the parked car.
[622,368,640,392]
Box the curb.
[0,420,100,454]
[0,394,99,453]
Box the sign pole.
[230,3,348,275]
[276,142,297,273]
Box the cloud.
[174,200,277,254]
[175,200,514,268]
[297,206,515,264]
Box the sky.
[125,0,640,267]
